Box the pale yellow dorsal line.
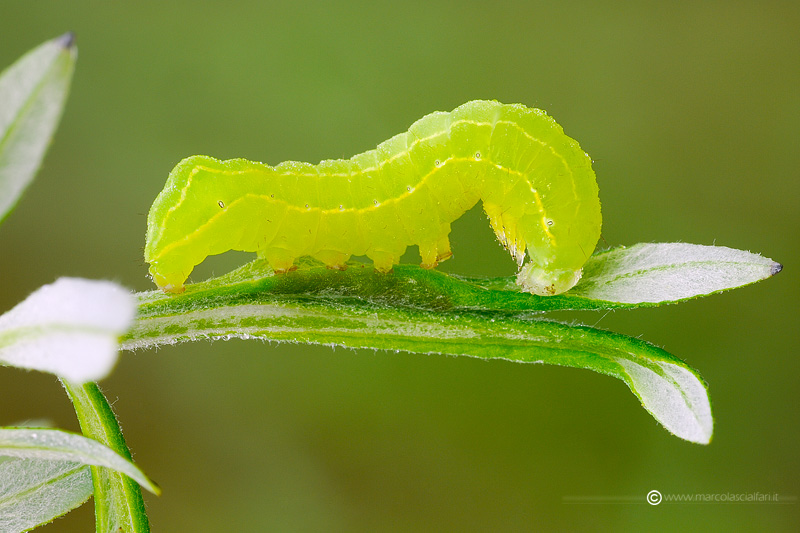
[159,117,570,256]
[166,118,572,215]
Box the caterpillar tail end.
[516,263,582,296]
[149,268,186,294]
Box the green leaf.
[569,242,782,304]
[0,428,159,495]
[0,278,135,383]
[0,33,76,224]
[0,458,91,533]
[62,382,152,533]
[125,256,723,444]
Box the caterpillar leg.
[148,260,190,293]
[314,250,350,271]
[367,250,401,273]
[484,204,526,266]
[152,273,187,294]
[435,232,453,263]
[260,247,297,274]
[419,228,452,269]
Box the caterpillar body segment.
[145,100,601,295]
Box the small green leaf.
[570,242,782,304]
[0,33,76,224]
[0,278,135,383]
[62,382,152,533]
[125,259,717,443]
[0,458,91,533]
[0,428,159,495]
[615,356,712,443]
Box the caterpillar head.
[486,203,597,297]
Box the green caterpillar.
[145,100,601,295]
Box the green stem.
[61,380,150,533]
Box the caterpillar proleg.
[145,100,601,295]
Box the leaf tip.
[56,32,76,50]
[688,425,713,445]
[150,478,163,496]
[770,262,783,276]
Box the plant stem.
[61,380,150,533]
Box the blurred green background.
[1,1,798,531]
